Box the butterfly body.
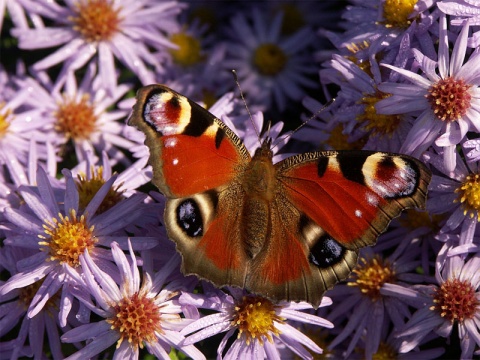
[129,84,431,307]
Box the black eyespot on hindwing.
[309,234,346,268]
[176,199,203,237]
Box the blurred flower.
[224,8,317,111]
[12,0,184,91]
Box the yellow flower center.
[455,173,480,220]
[55,94,97,140]
[232,295,284,345]
[71,0,121,42]
[348,256,396,300]
[382,0,418,29]
[357,92,401,136]
[426,77,472,122]
[107,291,164,349]
[431,278,479,323]
[39,209,97,267]
[169,32,203,67]
[76,167,124,214]
[372,342,397,360]
[18,279,60,314]
[326,124,366,150]
[253,44,287,76]
[275,4,305,35]
[0,103,11,138]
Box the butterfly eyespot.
[176,199,203,237]
[309,235,346,268]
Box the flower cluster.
[1,1,479,359]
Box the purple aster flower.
[463,138,480,162]
[0,75,56,186]
[438,1,480,47]
[61,240,204,360]
[0,166,157,324]
[0,246,71,360]
[0,0,29,35]
[423,146,480,248]
[317,54,412,152]
[223,8,318,111]
[70,149,151,199]
[17,66,136,164]
[376,14,480,172]
[179,287,333,359]
[325,236,427,359]
[12,0,184,92]
[322,0,439,65]
[391,253,480,359]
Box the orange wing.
[276,150,431,249]
[128,84,250,198]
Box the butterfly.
[128,84,431,307]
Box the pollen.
[0,103,11,137]
[253,44,288,76]
[348,256,396,300]
[426,77,472,122]
[54,94,97,141]
[431,278,479,323]
[357,92,401,136]
[455,173,480,220]
[232,295,285,345]
[381,0,418,29]
[107,291,163,349]
[169,32,203,67]
[76,167,124,214]
[71,0,122,42]
[39,209,97,267]
[345,40,374,77]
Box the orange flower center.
[426,77,472,122]
[71,0,121,42]
[431,278,479,323]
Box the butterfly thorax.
[241,140,276,258]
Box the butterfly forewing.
[129,84,250,198]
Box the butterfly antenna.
[271,97,336,150]
[232,70,261,143]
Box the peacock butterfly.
[128,84,431,307]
